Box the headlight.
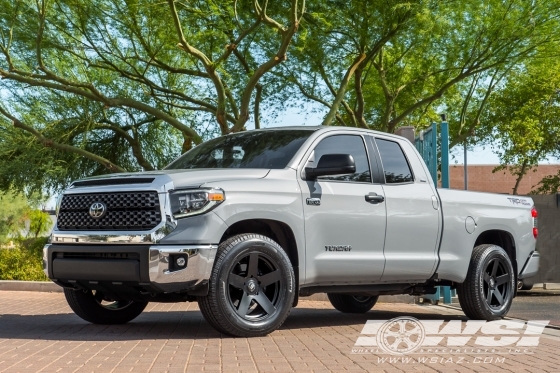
[169,188,225,219]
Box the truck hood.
[76,169,270,189]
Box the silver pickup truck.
[44,126,540,337]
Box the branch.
[168,0,229,134]
[322,53,366,126]
[97,120,155,171]
[254,84,262,129]
[232,0,305,131]
[0,68,202,144]
[0,107,126,173]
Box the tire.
[457,244,515,320]
[198,234,295,337]
[63,288,147,324]
[327,293,378,313]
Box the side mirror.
[305,154,356,180]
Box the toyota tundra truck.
[43,126,540,337]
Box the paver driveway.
[0,291,559,373]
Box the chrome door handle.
[365,193,385,204]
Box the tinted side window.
[375,139,414,183]
[313,135,371,182]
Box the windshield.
[165,130,313,170]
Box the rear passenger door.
[373,136,441,282]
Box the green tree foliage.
[282,0,560,138]
[1,0,560,194]
[0,0,305,191]
[0,192,51,242]
[0,192,29,242]
[482,59,560,194]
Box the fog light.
[176,257,186,267]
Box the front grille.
[56,252,140,260]
[57,191,161,231]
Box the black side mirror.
[305,154,356,179]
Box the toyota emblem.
[89,202,107,219]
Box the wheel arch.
[474,229,517,277]
[219,218,300,306]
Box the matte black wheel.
[198,234,295,337]
[63,288,147,324]
[327,293,378,313]
[458,244,515,320]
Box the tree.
[0,192,48,242]
[0,0,305,191]
[281,0,560,141]
[482,58,560,194]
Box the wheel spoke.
[494,289,504,305]
[496,273,510,286]
[486,288,493,304]
[491,259,499,277]
[236,293,252,316]
[247,253,259,278]
[258,269,281,287]
[253,292,276,315]
[483,272,491,284]
[228,274,246,289]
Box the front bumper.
[519,251,540,280]
[43,243,217,294]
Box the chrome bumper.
[43,244,218,294]
[148,245,217,292]
[519,251,540,279]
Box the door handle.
[365,193,385,204]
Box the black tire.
[327,293,379,313]
[458,244,515,321]
[198,234,295,337]
[63,288,147,324]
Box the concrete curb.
[0,281,62,293]
[0,281,417,303]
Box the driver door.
[298,134,387,285]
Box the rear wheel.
[198,234,295,337]
[63,288,147,324]
[327,293,378,313]
[458,244,515,320]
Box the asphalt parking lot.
[1,291,560,373]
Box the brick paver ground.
[0,291,559,373]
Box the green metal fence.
[414,120,454,303]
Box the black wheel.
[458,244,515,320]
[198,234,295,337]
[63,288,147,324]
[327,293,379,313]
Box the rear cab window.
[374,138,414,184]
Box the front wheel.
[327,293,378,313]
[198,234,295,337]
[458,244,515,320]
[63,288,147,324]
